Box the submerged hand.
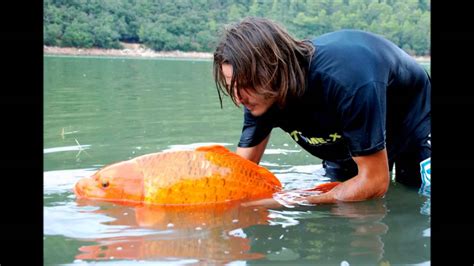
[241,198,283,208]
[241,190,320,208]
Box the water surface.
[44,56,430,265]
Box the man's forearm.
[305,174,388,204]
[306,149,390,203]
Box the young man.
[213,17,431,204]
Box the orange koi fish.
[74,145,282,205]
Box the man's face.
[221,63,276,117]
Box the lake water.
[44,56,431,265]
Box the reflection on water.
[240,200,390,264]
[73,202,269,262]
[44,56,430,265]
[71,200,390,264]
[420,197,431,216]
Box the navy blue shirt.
[238,29,431,163]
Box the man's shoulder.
[313,29,383,42]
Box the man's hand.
[241,197,283,208]
[242,149,390,207]
[306,149,390,203]
[242,186,335,208]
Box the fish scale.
[75,145,282,205]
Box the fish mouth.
[74,178,105,199]
[73,179,86,198]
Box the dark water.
[44,56,430,265]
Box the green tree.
[91,14,121,48]
[138,22,174,51]
[44,24,63,46]
[43,0,431,56]
[61,20,94,48]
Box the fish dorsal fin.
[196,144,247,164]
[195,145,231,154]
[196,144,282,190]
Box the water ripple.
[44,168,97,195]
[162,142,233,152]
[44,203,158,239]
[44,145,91,154]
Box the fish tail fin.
[306,181,341,193]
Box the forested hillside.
[44,0,430,56]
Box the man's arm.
[236,134,270,164]
[305,148,390,203]
[241,148,390,208]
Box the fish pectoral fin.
[306,182,342,193]
[195,145,231,154]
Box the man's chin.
[248,108,262,117]
[245,103,274,117]
[248,108,268,117]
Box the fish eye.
[101,180,109,188]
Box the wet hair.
[213,17,315,108]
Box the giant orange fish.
[74,145,341,206]
[74,145,283,205]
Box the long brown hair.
[213,17,314,108]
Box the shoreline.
[43,44,430,62]
[43,43,213,60]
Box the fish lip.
[74,179,88,199]
[73,180,83,197]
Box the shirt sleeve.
[238,107,274,148]
[337,81,387,156]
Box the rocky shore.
[43,42,213,59]
[44,43,430,62]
